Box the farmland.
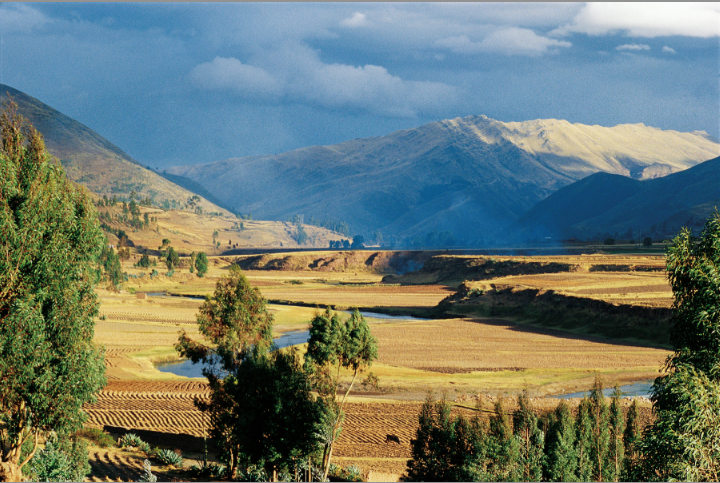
[83,251,671,481]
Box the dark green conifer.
[545,400,578,481]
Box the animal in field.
[386,434,401,444]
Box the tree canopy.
[0,102,106,481]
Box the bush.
[77,427,115,448]
[153,448,183,468]
[190,462,227,479]
[118,433,143,448]
[25,434,90,482]
[604,237,616,246]
[642,237,652,247]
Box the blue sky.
[1,2,718,169]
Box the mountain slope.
[0,84,230,215]
[511,156,720,241]
[168,115,719,241]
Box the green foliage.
[305,308,379,479]
[405,394,486,482]
[544,400,578,481]
[24,433,91,483]
[118,433,143,448]
[153,448,183,468]
[195,251,208,277]
[642,237,653,247]
[136,253,151,268]
[176,266,322,479]
[638,212,720,480]
[293,224,308,245]
[99,243,123,287]
[0,101,106,473]
[608,386,625,482]
[513,391,544,481]
[165,246,179,270]
[604,237,616,246]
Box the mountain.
[510,156,720,241]
[0,84,230,215]
[167,115,719,241]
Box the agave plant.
[118,433,143,448]
[153,448,183,468]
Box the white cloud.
[188,57,282,98]
[616,44,651,51]
[340,12,368,28]
[662,45,676,54]
[437,28,571,56]
[553,3,720,38]
[189,44,457,118]
[0,3,49,34]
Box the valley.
[84,250,670,481]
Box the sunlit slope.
[0,84,230,215]
[168,115,719,240]
[510,156,720,240]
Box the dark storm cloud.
[0,3,717,168]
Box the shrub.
[25,434,91,482]
[190,462,227,479]
[153,448,183,468]
[118,433,143,448]
[77,427,115,448]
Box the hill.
[510,156,720,241]
[167,115,719,242]
[0,84,230,216]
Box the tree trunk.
[0,462,23,482]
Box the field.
[82,252,670,481]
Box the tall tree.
[304,308,378,480]
[195,251,208,277]
[513,391,544,481]
[639,212,720,481]
[575,397,594,482]
[607,387,625,482]
[176,266,322,478]
[588,378,611,482]
[0,102,106,481]
[545,400,578,482]
[621,399,641,481]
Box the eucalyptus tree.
[0,102,106,481]
[304,308,378,480]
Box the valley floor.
[84,252,668,481]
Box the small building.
[136,292,147,300]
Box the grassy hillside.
[511,156,720,241]
[0,83,230,216]
[168,115,719,242]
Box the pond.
[553,380,654,399]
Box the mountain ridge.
[168,114,719,241]
[0,84,230,216]
[510,156,720,241]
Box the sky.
[1,2,718,169]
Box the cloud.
[662,46,676,54]
[340,12,368,28]
[437,28,571,56]
[0,3,49,34]
[188,57,281,98]
[189,44,457,117]
[554,3,720,38]
[616,44,651,51]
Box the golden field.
[83,252,671,481]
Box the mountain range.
[167,115,719,242]
[3,83,718,246]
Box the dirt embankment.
[232,250,440,274]
[383,256,579,286]
[437,282,673,347]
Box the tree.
[588,378,611,482]
[405,394,485,482]
[621,400,641,481]
[607,387,624,482]
[484,399,522,481]
[195,252,208,277]
[642,237,652,247]
[639,212,720,480]
[165,246,179,271]
[0,102,106,481]
[189,251,197,273]
[176,266,322,478]
[575,397,594,482]
[513,391,544,481]
[545,400,578,482]
[304,308,378,479]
